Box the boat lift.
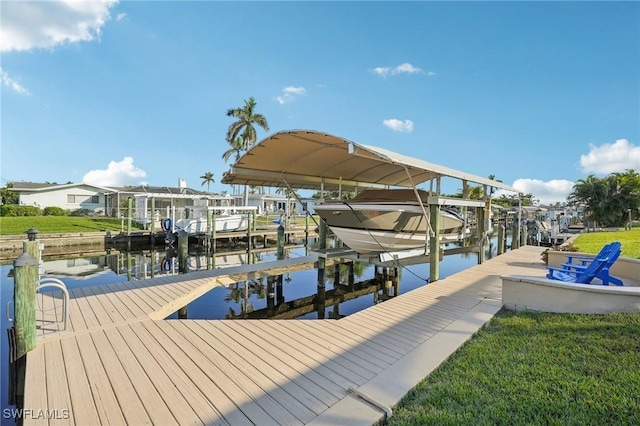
[222,130,523,282]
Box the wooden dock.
[23,246,548,425]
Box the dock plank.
[126,322,228,425]
[43,341,72,426]
[177,320,318,424]
[189,320,334,413]
[140,320,253,426]
[59,337,101,425]
[73,333,126,425]
[23,345,48,426]
[215,320,346,401]
[249,320,371,386]
[101,327,180,425]
[90,331,154,425]
[156,321,287,426]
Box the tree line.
[568,170,639,227]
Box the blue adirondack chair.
[547,242,623,285]
[560,242,623,286]
[561,242,617,269]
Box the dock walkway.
[24,246,548,425]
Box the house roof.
[222,130,520,193]
[114,185,210,197]
[10,182,211,197]
[11,182,116,193]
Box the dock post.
[206,208,212,250]
[12,234,39,403]
[178,306,188,319]
[348,261,355,288]
[317,218,327,289]
[246,211,252,253]
[126,252,132,281]
[477,206,486,264]
[266,276,275,315]
[178,230,188,273]
[127,196,132,234]
[520,224,528,247]
[334,263,341,287]
[150,197,156,247]
[393,267,400,296]
[316,285,326,319]
[277,274,284,305]
[497,224,505,255]
[305,212,309,246]
[429,203,441,282]
[277,224,285,260]
[150,250,156,278]
[211,212,217,253]
[511,221,519,249]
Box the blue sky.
[1,1,639,204]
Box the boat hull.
[174,214,248,234]
[314,203,467,254]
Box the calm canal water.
[1,235,507,424]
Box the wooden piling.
[150,197,156,246]
[127,197,133,235]
[178,306,188,319]
[317,219,327,288]
[246,211,252,253]
[12,245,38,403]
[178,231,189,273]
[497,224,505,255]
[348,262,355,288]
[429,203,441,282]
[477,206,486,264]
[277,225,285,260]
[13,252,37,358]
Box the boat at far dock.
[174,205,256,235]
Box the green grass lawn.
[571,228,640,258]
[384,311,640,425]
[383,229,640,425]
[0,216,145,236]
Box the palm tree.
[226,97,270,154]
[200,172,215,193]
[222,136,244,164]
[225,97,270,204]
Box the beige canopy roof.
[221,130,520,193]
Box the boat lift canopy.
[221,130,520,194]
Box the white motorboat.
[174,206,253,235]
[314,189,468,254]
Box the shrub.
[0,205,42,217]
[43,206,67,216]
[68,208,95,217]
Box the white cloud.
[0,0,119,52]
[0,67,30,95]
[498,178,575,205]
[83,157,147,186]
[371,63,434,77]
[383,118,414,133]
[276,86,306,104]
[580,139,640,174]
[116,13,127,21]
